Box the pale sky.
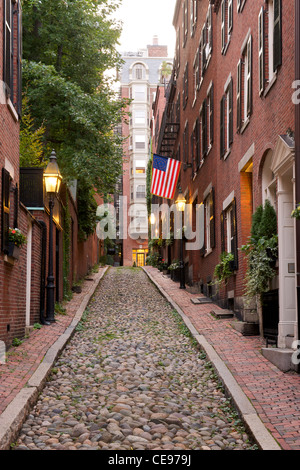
[114,0,176,59]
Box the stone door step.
[190,297,213,305]
[210,308,234,319]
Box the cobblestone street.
[13,267,255,451]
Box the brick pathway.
[144,266,300,451]
[0,268,106,416]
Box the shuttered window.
[4,0,12,95]
[204,188,215,254]
[237,35,252,131]
[237,60,242,131]
[273,0,282,72]
[221,198,238,270]
[258,0,281,95]
[183,63,188,109]
[258,7,265,95]
[246,36,252,117]
[1,168,11,254]
[220,95,225,158]
[208,83,214,146]
[220,79,233,158]
[17,1,22,117]
[201,99,207,158]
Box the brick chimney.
[147,36,168,58]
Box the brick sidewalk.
[0,267,107,417]
[144,266,300,451]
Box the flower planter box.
[8,242,20,260]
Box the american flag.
[150,154,181,199]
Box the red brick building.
[155,0,299,362]
[0,0,100,349]
[120,38,173,267]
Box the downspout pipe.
[295,0,300,370]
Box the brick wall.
[160,0,294,310]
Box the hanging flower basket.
[7,228,27,259]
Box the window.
[200,100,207,159]
[221,0,233,54]
[192,119,200,172]
[1,168,11,254]
[135,110,146,125]
[221,198,238,270]
[190,0,198,36]
[136,185,146,199]
[220,78,233,158]
[237,35,252,132]
[198,6,213,84]
[183,122,189,167]
[4,0,12,95]
[258,0,282,95]
[183,0,188,46]
[133,64,146,80]
[204,188,215,254]
[183,63,188,109]
[207,83,214,148]
[133,85,146,101]
[237,0,247,13]
[192,50,199,105]
[175,28,180,73]
[135,135,146,149]
[135,160,146,174]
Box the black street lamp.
[43,150,62,324]
[175,187,186,290]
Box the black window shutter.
[247,36,253,117]
[210,187,215,249]
[230,198,239,270]
[229,79,233,145]
[273,0,282,72]
[209,83,214,145]
[202,99,207,157]
[237,60,242,132]
[220,210,225,253]
[2,168,11,254]
[13,183,18,229]
[220,95,225,158]
[196,118,200,168]
[258,7,265,94]
[17,1,22,117]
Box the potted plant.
[161,259,169,275]
[8,228,27,259]
[168,259,180,281]
[291,203,300,220]
[211,252,235,293]
[241,200,278,337]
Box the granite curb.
[0,266,108,451]
[142,266,281,451]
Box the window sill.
[263,73,277,98]
[240,117,250,134]
[7,99,19,122]
[204,248,213,258]
[221,37,231,56]
[223,148,231,161]
[3,254,16,266]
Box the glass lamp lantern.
[44,150,62,196]
[175,188,186,212]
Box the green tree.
[22,0,128,201]
[19,94,47,167]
